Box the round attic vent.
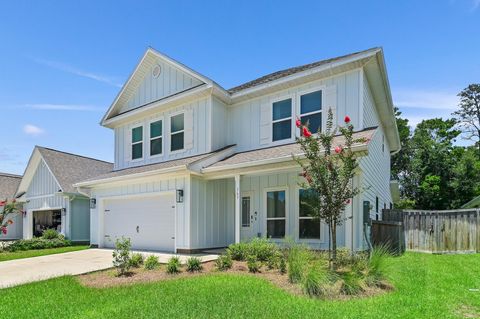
[152,65,161,78]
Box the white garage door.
[103,194,175,252]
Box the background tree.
[294,110,364,268]
[453,84,480,157]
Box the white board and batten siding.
[227,69,363,153]
[114,97,210,170]
[359,73,393,221]
[23,159,69,239]
[119,57,204,115]
[190,177,235,249]
[89,175,190,250]
[362,71,379,128]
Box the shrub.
[6,238,72,252]
[227,242,248,261]
[247,237,278,262]
[287,243,311,283]
[365,245,391,286]
[186,257,203,272]
[129,253,144,268]
[112,237,131,276]
[166,256,181,274]
[42,229,60,240]
[302,264,331,297]
[215,254,232,271]
[247,255,261,273]
[227,238,279,262]
[144,255,160,270]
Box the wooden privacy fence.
[382,209,480,254]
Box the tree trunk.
[331,221,337,270]
[328,219,332,270]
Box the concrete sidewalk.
[0,248,218,288]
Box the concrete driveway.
[0,248,218,289]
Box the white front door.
[103,194,176,252]
[240,193,257,241]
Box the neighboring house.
[461,195,480,209]
[75,47,400,253]
[0,173,23,240]
[16,146,112,242]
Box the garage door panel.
[103,194,175,252]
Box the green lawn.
[0,253,479,318]
[0,245,89,262]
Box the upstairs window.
[300,90,322,134]
[299,189,320,239]
[150,120,162,156]
[131,126,143,160]
[272,98,292,142]
[170,113,184,152]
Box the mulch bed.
[77,260,392,300]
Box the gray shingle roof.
[227,47,380,94]
[0,173,22,200]
[206,128,377,170]
[77,146,235,185]
[37,147,113,193]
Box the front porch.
[194,164,363,252]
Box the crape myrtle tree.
[293,109,366,268]
[0,199,22,235]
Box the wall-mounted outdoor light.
[176,189,184,203]
[61,208,66,216]
[90,198,96,209]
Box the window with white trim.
[299,189,320,239]
[272,98,292,141]
[242,196,251,227]
[300,90,322,134]
[150,120,162,156]
[170,113,184,152]
[131,126,143,160]
[266,190,286,238]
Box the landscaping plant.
[215,254,232,271]
[42,229,60,240]
[166,256,181,274]
[365,244,391,287]
[186,257,203,272]
[7,237,72,252]
[227,238,279,262]
[144,255,160,270]
[112,237,131,276]
[279,255,287,274]
[129,253,144,268]
[294,109,365,268]
[302,263,331,297]
[247,255,261,273]
[286,242,311,283]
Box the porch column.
[234,174,241,243]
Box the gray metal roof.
[227,47,380,94]
[0,173,22,200]
[37,147,113,193]
[207,128,377,169]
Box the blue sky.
[0,0,479,175]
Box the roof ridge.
[0,172,22,178]
[227,47,381,93]
[36,146,113,164]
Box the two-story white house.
[75,47,400,253]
